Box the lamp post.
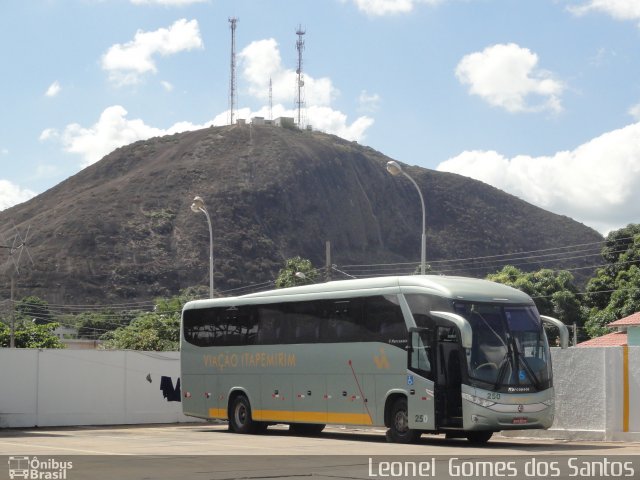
[386,160,427,275]
[191,196,214,297]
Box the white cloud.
[239,39,336,106]
[1,148,8,155]
[237,38,373,138]
[629,102,640,120]
[455,43,565,114]
[39,128,59,141]
[161,80,174,92]
[50,37,373,168]
[101,19,203,86]
[130,0,207,5]
[0,180,36,211]
[436,122,640,234]
[56,105,212,167]
[568,1,640,25]
[349,0,441,16]
[359,90,381,112]
[52,101,373,167]
[45,81,61,97]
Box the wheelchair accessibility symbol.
[407,374,414,386]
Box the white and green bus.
[180,275,568,443]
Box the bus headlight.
[462,392,496,408]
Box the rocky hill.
[0,125,602,304]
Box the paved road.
[1,424,639,480]
[1,423,639,456]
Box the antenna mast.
[228,17,238,125]
[295,24,306,128]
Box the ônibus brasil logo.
[8,456,73,479]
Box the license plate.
[512,417,528,424]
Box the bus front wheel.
[466,431,493,444]
[229,394,256,434]
[386,397,421,444]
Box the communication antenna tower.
[295,24,306,128]
[269,77,273,121]
[228,17,239,125]
[1,223,34,348]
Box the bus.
[180,275,568,443]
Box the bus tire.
[289,423,326,436]
[386,397,421,443]
[253,422,269,434]
[229,394,255,434]
[466,431,493,444]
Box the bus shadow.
[202,426,626,452]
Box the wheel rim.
[235,402,248,426]
[394,409,409,433]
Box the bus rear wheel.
[289,423,326,436]
[229,394,256,434]
[386,397,421,444]
[466,431,493,444]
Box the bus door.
[407,328,436,430]
[434,325,463,428]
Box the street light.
[191,196,214,297]
[386,160,427,275]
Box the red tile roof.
[608,311,640,327]
[576,331,627,348]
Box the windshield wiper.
[494,351,510,389]
[494,336,518,389]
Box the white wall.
[0,347,638,439]
[505,346,640,441]
[629,347,640,433]
[0,349,193,428]
[551,347,606,433]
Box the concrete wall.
[505,346,640,441]
[0,347,638,440]
[0,349,193,428]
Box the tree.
[62,310,135,340]
[584,224,640,337]
[0,321,65,348]
[100,290,197,351]
[275,256,318,288]
[16,296,52,324]
[100,313,180,351]
[487,265,585,341]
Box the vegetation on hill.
[0,125,602,307]
[3,222,638,350]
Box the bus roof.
[183,275,534,310]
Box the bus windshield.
[453,303,552,390]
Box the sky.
[1,0,639,235]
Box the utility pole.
[325,241,332,282]
[10,276,15,348]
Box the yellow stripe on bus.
[209,408,372,425]
[208,408,228,419]
[256,410,373,425]
[623,345,629,433]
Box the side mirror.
[429,311,472,349]
[540,315,569,349]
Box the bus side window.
[256,306,282,345]
[365,295,406,344]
